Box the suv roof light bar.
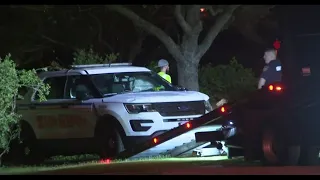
[70,63,132,69]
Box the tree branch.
[106,5,183,60]
[41,34,76,50]
[88,12,115,52]
[174,5,191,34]
[150,5,163,16]
[10,5,53,12]
[232,5,275,45]
[196,5,240,59]
[77,5,100,12]
[127,4,164,61]
[205,5,224,16]
[20,45,50,53]
[41,35,66,46]
[128,35,146,63]
[236,23,265,45]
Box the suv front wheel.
[97,127,125,159]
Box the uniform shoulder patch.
[276,66,282,71]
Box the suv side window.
[64,75,95,99]
[34,76,67,100]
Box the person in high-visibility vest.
[157,59,172,83]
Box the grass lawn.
[0,155,258,175]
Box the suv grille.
[153,101,205,117]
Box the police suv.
[15,63,212,163]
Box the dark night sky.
[4,5,318,78]
[133,6,285,79]
[3,5,320,87]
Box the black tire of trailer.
[227,148,243,159]
[261,124,300,166]
[299,146,319,165]
[95,116,126,159]
[9,121,45,165]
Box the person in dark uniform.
[258,48,282,89]
[241,48,282,160]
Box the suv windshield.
[90,71,176,96]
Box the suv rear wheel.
[11,125,45,165]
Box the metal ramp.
[114,105,231,160]
[128,125,222,159]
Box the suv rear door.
[31,75,68,139]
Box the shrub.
[0,54,49,164]
[199,57,257,103]
[146,60,158,72]
[72,48,119,65]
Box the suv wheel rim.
[108,138,115,149]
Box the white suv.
[15,63,212,163]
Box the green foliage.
[35,61,66,73]
[146,60,158,72]
[72,48,120,65]
[199,57,257,102]
[0,54,49,161]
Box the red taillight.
[221,106,226,113]
[153,138,158,144]
[185,122,191,129]
[268,84,282,92]
[275,86,282,91]
[268,85,274,91]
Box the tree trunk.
[176,56,200,91]
[106,5,240,91]
[127,34,145,63]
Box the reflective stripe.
[17,103,92,110]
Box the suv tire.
[11,125,45,165]
[98,126,125,159]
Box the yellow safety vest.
[158,72,172,83]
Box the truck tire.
[11,125,45,165]
[228,148,243,159]
[97,126,125,159]
[261,126,300,166]
[299,146,319,166]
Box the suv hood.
[102,91,209,103]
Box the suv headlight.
[204,100,213,112]
[124,104,156,114]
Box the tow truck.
[195,5,320,166]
